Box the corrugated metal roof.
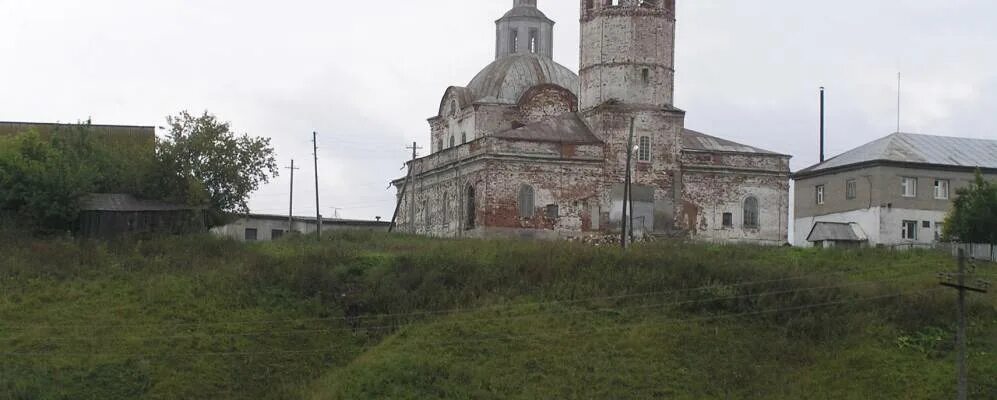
[80,194,196,212]
[797,132,997,175]
[681,129,786,156]
[492,112,601,144]
[806,222,868,242]
[466,54,579,105]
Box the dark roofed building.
[78,194,205,238]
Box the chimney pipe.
[819,87,825,163]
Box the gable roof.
[796,132,997,177]
[681,129,786,156]
[806,222,868,242]
[492,112,601,144]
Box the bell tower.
[578,0,684,234]
[495,0,555,59]
[579,0,677,111]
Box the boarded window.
[245,228,258,241]
[518,185,535,218]
[743,197,759,228]
[546,204,559,219]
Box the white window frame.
[638,136,651,162]
[815,185,825,205]
[901,220,918,241]
[901,177,917,198]
[934,179,949,200]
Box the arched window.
[743,197,759,228]
[518,185,535,218]
[465,185,476,229]
[450,100,458,116]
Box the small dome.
[500,6,552,21]
[467,54,579,105]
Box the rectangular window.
[901,220,918,241]
[722,212,733,228]
[271,229,284,240]
[638,136,651,162]
[934,222,945,241]
[922,221,931,229]
[245,228,258,241]
[934,179,949,199]
[815,185,825,205]
[846,179,857,200]
[901,177,917,198]
[545,204,559,219]
[641,68,650,84]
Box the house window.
[518,185,535,218]
[934,179,949,199]
[846,179,857,200]
[638,136,651,162]
[922,221,931,229]
[722,212,733,228]
[901,177,917,198]
[245,228,258,241]
[743,197,759,228]
[815,185,825,205]
[271,229,284,240]
[934,222,945,241]
[901,220,918,241]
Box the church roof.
[492,112,600,144]
[795,132,997,177]
[682,129,786,156]
[467,54,579,105]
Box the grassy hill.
[0,232,994,399]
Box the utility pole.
[938,249,991,400]
[819,87,825,163]
[405,142,422,234]
[285,159,300,233]
[313,132,322,239]
[621,117,635,249]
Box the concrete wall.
[793,207,947,247]
[795,164,997,219]
[211,217,388,242]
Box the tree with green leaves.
[149,111,278,225]
[943,170,997,244]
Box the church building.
[393,0,791,244]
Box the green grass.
[0,231,994,399]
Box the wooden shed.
[78,194,206,238]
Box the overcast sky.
[2,0,995,220]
